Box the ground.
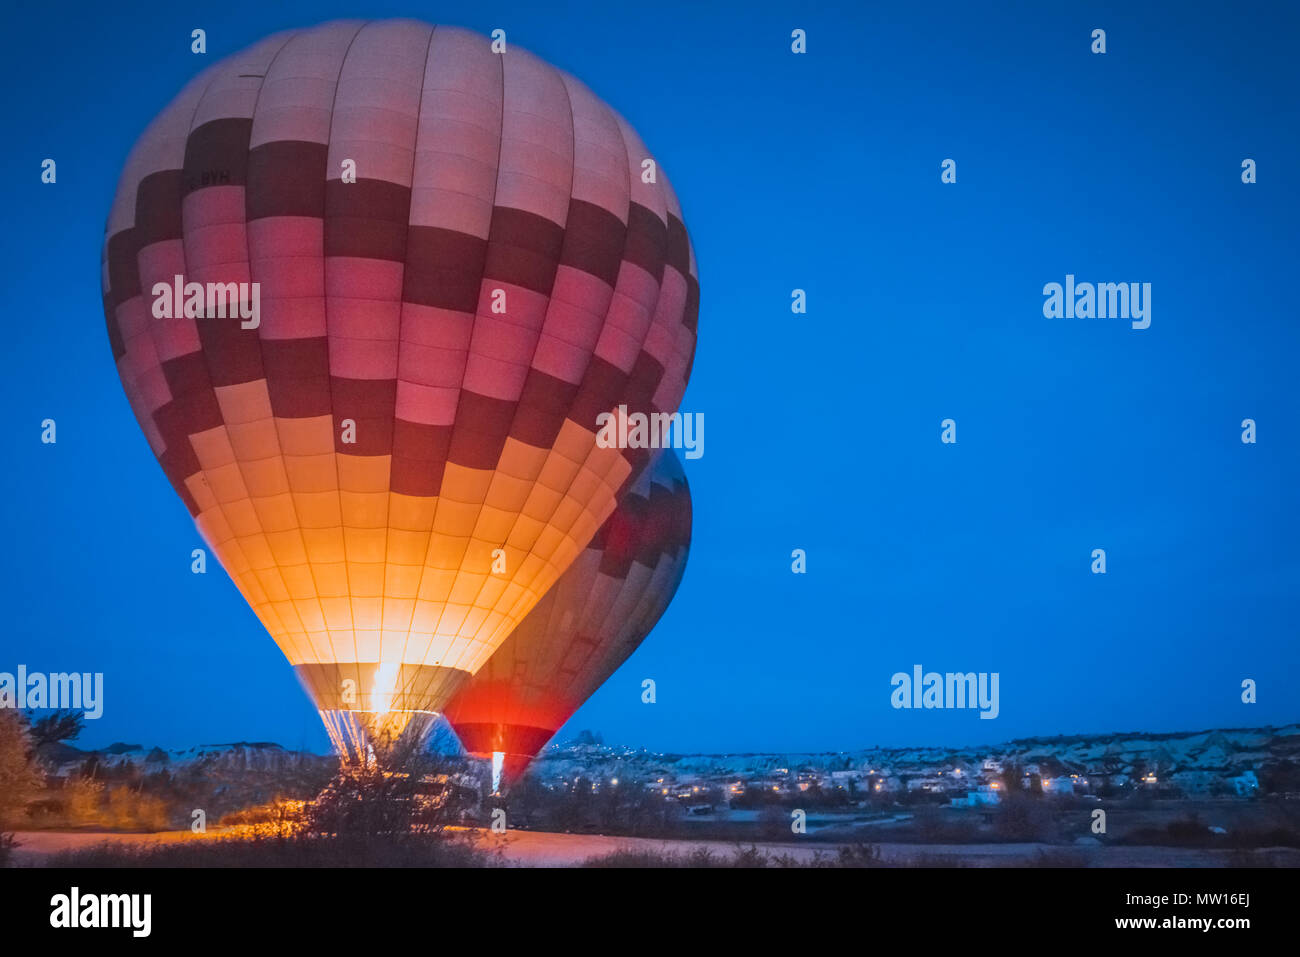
[8,827,1299,867]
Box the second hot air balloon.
[100,20,699,761]
[444,449,691,790]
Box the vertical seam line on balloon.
[167,45,284,647]
[320,20,371,702]
[488,103,656,664]
[198,34,300,647]
[385,21,439,709]
[544,85,639,686]
[242,29,333,674]
[449,57,581,682]
[422,31,509,677]
[462,71,638,674]
[110,65,216,464]
[587,487,648,692]
[283,21,365,702]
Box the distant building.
[906,775,947,793]
[1041,776,1074,796]
[951,785,1001,808]
[1230,770,1259,797]
[1169,770,1216,794]
[871,775,901,794]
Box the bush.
[306,753,471,837]
[46,832,495,868]
[581,843,886,868]
[835,843,882,867]
[0,711,44,828]
[63,778,106,827]
[218,798,305,829]
[912,808,982,843]
[104,787,170,831]
[501,776,686,837]
[993,796,1058,842]
[757,805,788,840]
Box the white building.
[1041,776,1075,796]
[1230,770,1259,796]
[951,785,1001,808]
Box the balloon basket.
[319,709,438,769]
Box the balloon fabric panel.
[445,449,691,777]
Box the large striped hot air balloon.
[101,20,698,760]
[444,449,690,790]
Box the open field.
[9,827,1298,868]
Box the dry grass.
[581,843,893,868]
[44,831,498,868]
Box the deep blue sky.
[2,1,1297,754]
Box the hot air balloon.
[100,20,699,762]
[445,449,690,791]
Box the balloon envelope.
[101,20,698,756]
[444,448,691,784]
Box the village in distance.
[3,714,1297,867]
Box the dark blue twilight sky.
[0,1,1296,754]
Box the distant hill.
[536,723,1300,781]
[41,740,320,775]
[44,722,1299,784]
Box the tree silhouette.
[27,709,85,748]
[0,711,45,829]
